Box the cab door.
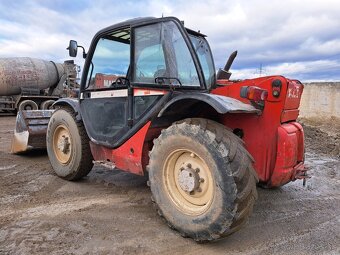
[80,19,203,149]
[79,29,131,147]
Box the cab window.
[135,42,166,82]
[86,29,130,89]
[133,21,200,87]
[189,35,215,88]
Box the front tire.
[47,108,93,181]
[148,118,258,242]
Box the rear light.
[272,79,282,97]
[240,86,268,101]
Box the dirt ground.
[0,116,339,255]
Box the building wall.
[299,82,340,119]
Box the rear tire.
[18,100,38,111]
[47,107,93,181]
[148,118,258,242]
[40,100,55,110]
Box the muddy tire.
[47,108,93,181]
[148,118,258,242]
[18,100,38,111]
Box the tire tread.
[148,118,258,241]
[48,107,93,181]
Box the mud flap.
[11,110,54,153]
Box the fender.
[158,92,261,117]
[53,98,82,121]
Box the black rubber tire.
[46,107,93,181]
[40,100,55,110]
[148,118,258,242]
[18,100,38,111]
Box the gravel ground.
[0,116,339,255]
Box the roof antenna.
[162,13,164,18]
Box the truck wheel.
[148,118,258,242]
[41,100,55,110]
[18,100,38,111]
[47,108,93,181]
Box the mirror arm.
[77,45,87,58]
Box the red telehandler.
[13,17,307,242]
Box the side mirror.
[67,40,78,57]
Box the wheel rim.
[53,125,72,164]
[163,149,214,216]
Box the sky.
[0,0,339,82]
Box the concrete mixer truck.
[0,57,78,114]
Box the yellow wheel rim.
[53,125,72,164]
[163,149,214,216]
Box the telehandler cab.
[15,17,307,241]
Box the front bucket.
[11,110,54,153]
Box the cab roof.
[95,16,206,39]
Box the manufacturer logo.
[287,86,300,99]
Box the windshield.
[189,35,215,88]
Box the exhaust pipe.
[216,50,238,80]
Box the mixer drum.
[0,57,64,96]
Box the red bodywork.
[89,77,306,187]
[90,122,151,176]
[212,76,305,186]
